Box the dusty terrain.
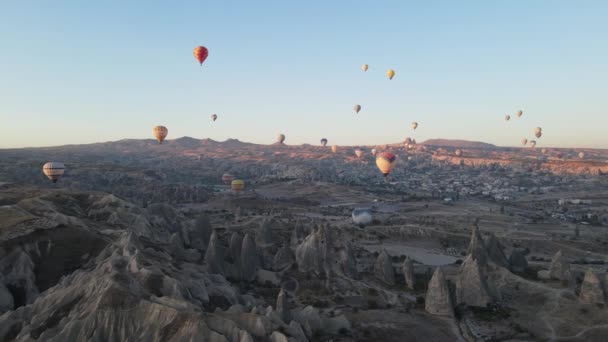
[0,138,606,341]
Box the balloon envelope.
[193,46,209,65]
[411,122,418,130]
[331,145,338,153]
[43,162,65,183]
[362,64,368,72]
[354,104,361,114]
[352,208,373,227]
[375,152,396,177]
[505,115,511,121]
[222,173,234,185]
[386,69,395,80]
[277,134,286,143]
[320,138,328,146]
[231,180,245,192]
[211,114,218,122]
[355,149,363,158]
[153,126,168,144]
[516,110,523,118]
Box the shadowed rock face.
[509,248,528,273]
[205,230,225,275]
[580,269,605,304]
[425,267,453,316]
[339,240,358,279]
[466,226,488,265]
[373,249,395,286]
[240,234,258,282]
[484,233,509,268]
[402,257,415,290]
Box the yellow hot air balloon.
[42,162,65,183]
[153,126,168,144]
[231,180,245,193]
[375,152,396,178]
[386,69,395,80]
[331,145,338,153]
[362,64,368,72]
[354,104,361,114]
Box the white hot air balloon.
[352,208,373,227]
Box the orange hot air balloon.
[222,173,234,185]
[153,126,168,144]
[193,46,209,65]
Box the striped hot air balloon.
[42,162,65,183]
[375,152,396,177]
[153,126,168,144]
[193,46,209,65]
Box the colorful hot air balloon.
[277,134,286,144]
[375,152,396,177]
[362,64,368,72]
[516,110,523,118]
[352,208,373,227]
[211,114,218,122]
[331,145,338,153]
[42,162,65,183]
[355,149,363,158]
[354,104,361,114]
[231,179,245,193]
[386,69,395,80]
[222,173,234,185]
[320,138,328,146]
[153,126,168,144]
[193,46,209,65]
[505,115,511,121]
[411,122,418,130]
[522,138,528,146]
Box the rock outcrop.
[484,233,509,268]
[295,225,332,276]
[425,267,453,316]
[509,248,528,273]
[373,249,395,286]
[339,240,358,279]
[548,250,571,281]
[276,288,291,323]
[402,257,415,290]
[466,225,487,265]
[456,255,495,307]
[579,269,605,304]
[273,244,295,271]
[205,230,225,275]
[241,233,258,282]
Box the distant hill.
[421,139,496,149]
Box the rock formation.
[484,233,509,268]
[548,250,571,281]
[425,267,453,316]
[579,269,605,304]
[373,249,395,286]
[402,257,415,290]
[456,255,494,307]
[276,288,291,323]
[205,230,225,275]
[509,248,528,273]
[466,225,487,265]
[295,225,332,276]
[273,244,294,271]
[256,217,274,247]
[241,233,258,282]
[339,240,358,279]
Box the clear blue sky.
[1,1,607,148]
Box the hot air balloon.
[371,148,377,156]
[331,145,338,153]
[277,134,286,144]
[352,208,373,228]
[455,149,462,157]
[231,180,245,193]
[153,126,168,144]
[411,122,418,130]
[355,149,363,158]
[578,152,586,159]
[354,104,361,114]
[404,137,412,146]
[534,127,542,136]
[362,64,368,72]
[320,138,328,146]
[535,131,542,139]
[375,152,396,178]
[529,140,536,148]
[211,114,218,122]
[222,173,234,185]
[522,138,528,146]
[516,110,523,118]
[386,69,395,80]
[193,46,209,65]
[42,162,65,183]
[541,148,547,154]
[505,115,511,121]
